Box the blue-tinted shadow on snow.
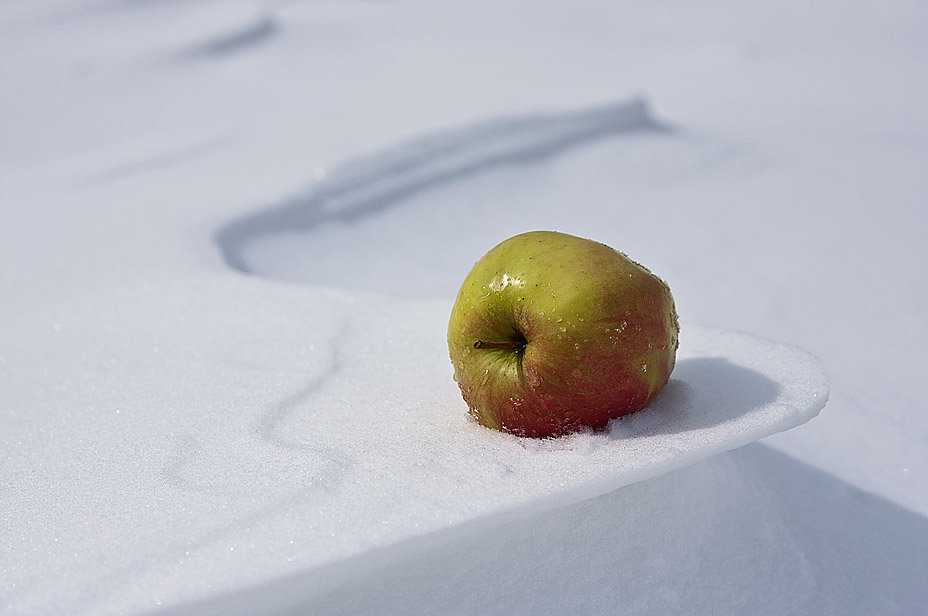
[174,14,279,61]
[638,356,782,435]
[152,442,928,616]
[213,99,671,274]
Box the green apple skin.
[448,231,679,438]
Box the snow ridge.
[214,99,667,273]
[175,13,278,60]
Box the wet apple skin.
[448,231,679,438]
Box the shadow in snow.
[214,99,670,274]
[77,136,233,186]
[152,443,928,616]
[255,326,348,452]
[629,356,782,436]
[175,14,279,60]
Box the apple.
[447,231,679,438]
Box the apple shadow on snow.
[616,356,781,436]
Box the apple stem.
[474,340,526,351]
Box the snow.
[2,1,927,615]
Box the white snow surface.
[2,1,927,615]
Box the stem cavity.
[474,339,526,352]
